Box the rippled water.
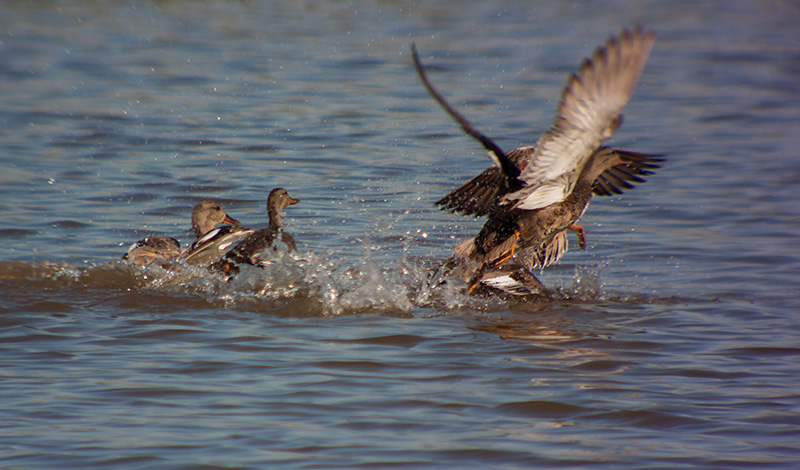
[2,1,799,468]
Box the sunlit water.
[1,1,799,468]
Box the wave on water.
[0,248,619,317]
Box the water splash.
[0,248,626,317]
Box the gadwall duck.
[412,27,660,292]
[210,188,300,277]
[455,147,661,290]
[122,236,182,266]
[180,200,254,265]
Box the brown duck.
[210,188,300,277]
[180,200,254,266]
[122,236,182,266]
[455,147,661,291]
[412,27,661,293]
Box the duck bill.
[223,214,241,227]
[289,197,300,205]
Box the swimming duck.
[180,200,254,266]
[412,27,659,292]
[210,188,300,277]
[122,236,182,266]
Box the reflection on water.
[1,0,800,469]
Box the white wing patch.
[513,173,575,210]
[481,274,520,290]
[217,240,235,252]
[195,227,222,247]
[480,272,542,296]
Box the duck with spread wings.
[412,27,662,294]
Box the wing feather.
[436,147,534,216]
[411,45,522,184]
[591,150,664,196]
[505,26,656,210]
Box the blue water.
[1,1,799,468]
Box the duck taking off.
[412,27,661,293]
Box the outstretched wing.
[435,147,533,216]
[505,26,656,210]
[592,150,663,196]
[411,44,523,188]
[436,146,662,216]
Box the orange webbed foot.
[569,225,586,250]
[490,230,520,267]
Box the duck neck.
[192,222,207,239]
[579,160,607,187]
[565,179,594,205]
[268,208,283,230]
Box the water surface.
[1,1,799,468]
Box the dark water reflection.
[1,1,799,468]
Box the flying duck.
[455,147,662,290]
[412,27,660,292]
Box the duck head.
[191,200,241,238]
[266,188,300,228]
